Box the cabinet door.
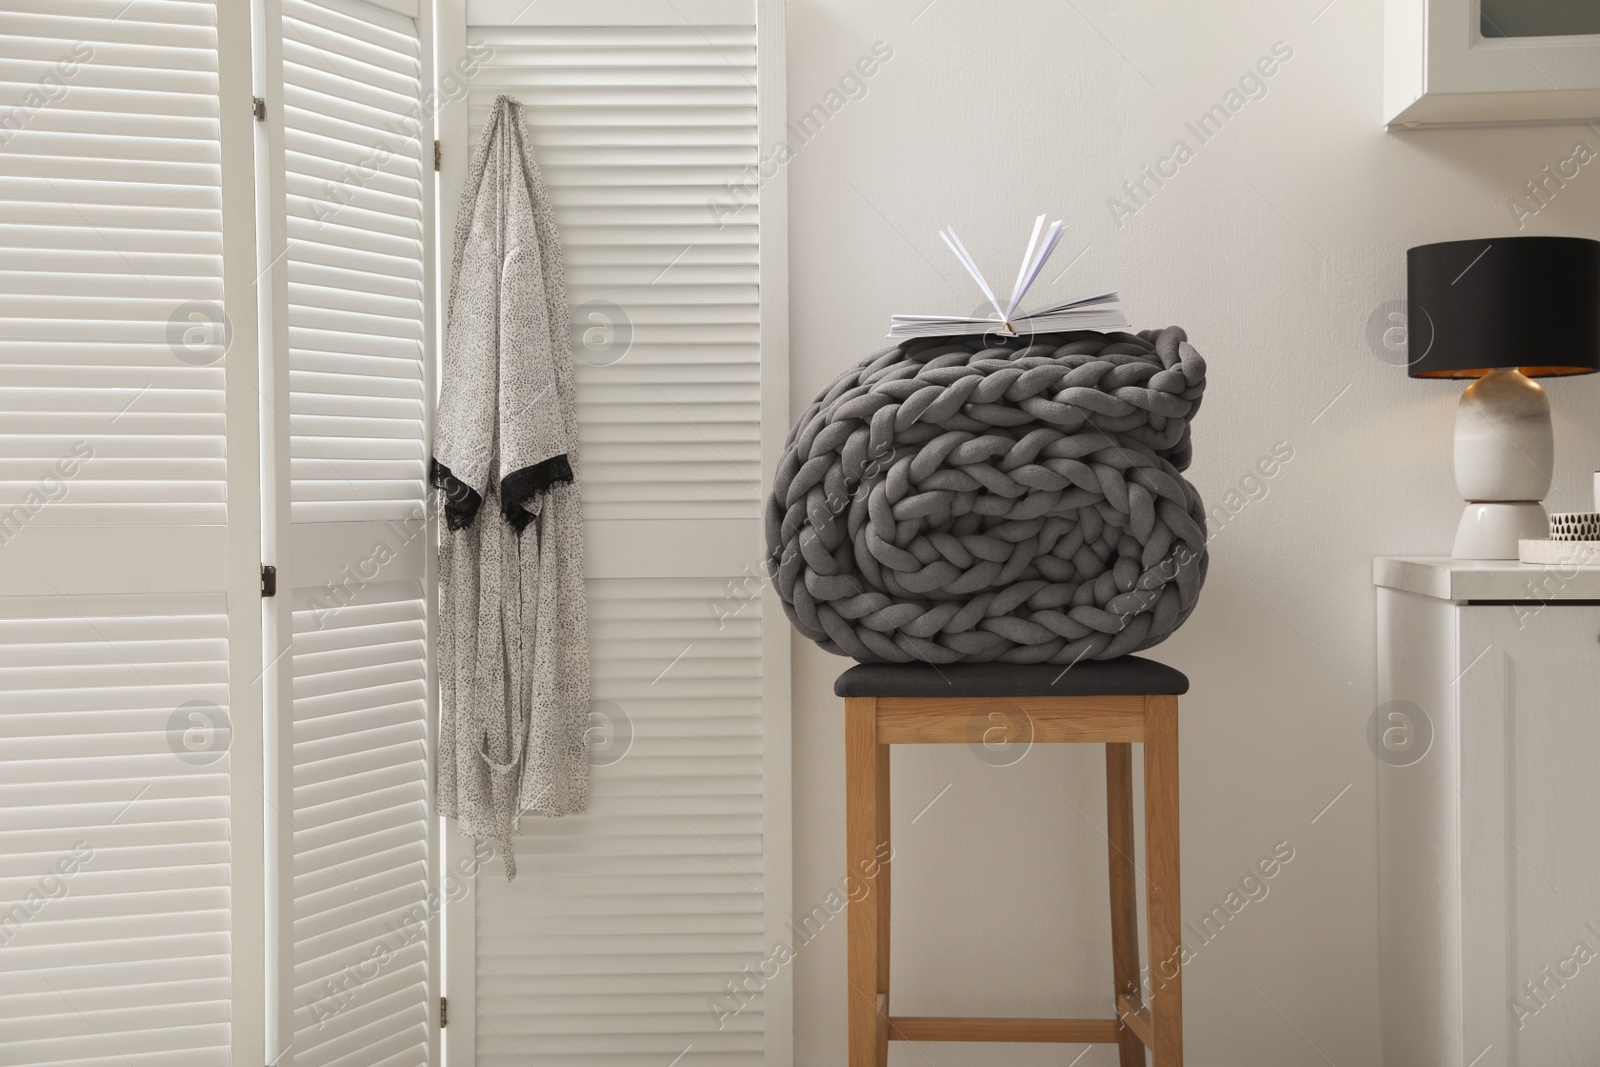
[1460,603,1600,1067]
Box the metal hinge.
[434,139,441,172]
[252,96,266,122]
[260,565,277,597]
[439,996,447,1029]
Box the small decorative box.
[1550,511,1600,541]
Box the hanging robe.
[433,95,590,879]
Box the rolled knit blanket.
[765,327,1208,664]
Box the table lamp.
[1406,236,1600,559]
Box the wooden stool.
[837,658,1187,1066]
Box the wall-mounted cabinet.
[1385,0,1600,127]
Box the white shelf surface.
[1374,555,1600,601]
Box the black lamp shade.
[1406,236,1600,378]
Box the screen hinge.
[440,995,447,1028]
[252,96,266,122]
[434,139,441,171]
[260,565,277,597]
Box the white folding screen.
[0,1,227,529]
[439,1,790,1063]
[0,1,265,1064]
[280,0,431,525]
[502,18,765,523]
[0,1,790,1064]
[287,585,431,1067]
[0,598,233,1064]
[256,0,438,1064]
[0,0,434,1063]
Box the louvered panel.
[0,594,232,1065]
[283,0,426,523]
[0,0,227,526]
[474,578,763,1066]
[468,21,761,521]
[290,581,429,1067]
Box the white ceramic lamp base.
[1454,502,1548,559]
[1451,367,1553,560]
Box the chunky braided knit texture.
[765,327,1208,665]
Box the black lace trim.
[501,454,574,533]
[430,458,483,531]
[431,455,575,533]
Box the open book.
[889,215,1129,338]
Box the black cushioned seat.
[833,656,1189,698]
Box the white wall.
[779,2,1600,1064]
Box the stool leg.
[845,697,886,1066]
[1105,742,1146,1067]
[875,738,891,1064]
[1143,695,1182,1066]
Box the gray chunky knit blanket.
[765,327,1208,665]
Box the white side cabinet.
[1377,557,1600,1067]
